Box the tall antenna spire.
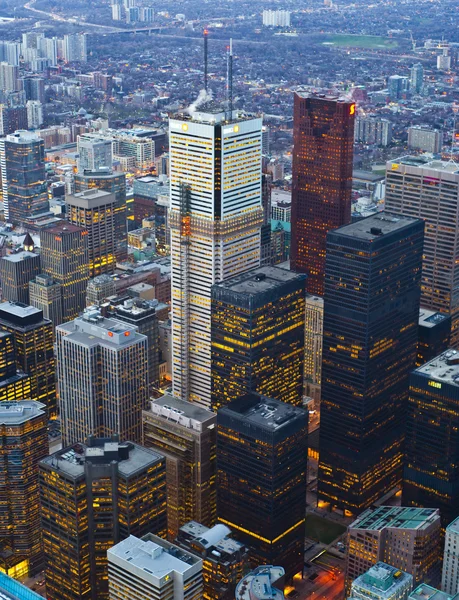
[226,38,233,121]
[203,28,208,92]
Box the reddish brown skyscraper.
[291,93,355,296]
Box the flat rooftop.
[222,393,307,433]
[415,349,459,387]
[2,251,39,263]
[179,522,244,556]
[108,534,201,578]
[213,266,306,296]
[446,516,459,535]
[45,220,85,235]
[0,301,42,320]
[409,585,458,600]
[41,440,163,479]
[236,566,285,600]
[0,401,46,425]
[295,91,351,104]
[350,506,440,532]
[419,308,450,328]
[391,155,459,175]
[353,562,412,596]
[146,393,216,429]
[332,212,421,242]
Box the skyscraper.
[40,221,90,322]
[63,33,87,62]
[74,170,127,263]
[217,393,308,581]
[143,394,217,540]
[0,331,31,404]
[29,274,63,330]
[56,307,148,445]
[0,63,19,92]
[40,437,167,600]
[385,156,459,345]
[169,107,263,407]
[0,249,41,305]
[442,517,459,596]
[77,137,112,173]
[26,100,43,129]
[403,349,459,527]
[410,63,424,94]
[304,294,323,404]
[416,309,450,367]
[346,506,441,591]
[0,302,56,417]
[108,534,203,600]
[176,522,247,600]
[291,92,355,295]
[318,213,424,514]
[66,189,117,276]
[211,266,306,411]
[0,401,48,579]
[0,131,49,225]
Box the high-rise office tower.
[304,294,323,404]
[56,307,148,445]
[217,393,308,581]
[442,517,459,596]
[346,506,442,592]
[77,137,112,173]
[0,105,28,136]
[0,401,47,579]
[176,522,248,600]
[260,174,272,266]
[29,274,63,329]
[40,221,90,322]
[86,274,117,306]
[416,309,450,367]
[108,296,159,389]
[388,75,409,100]
[349,563,413,600]
[0,302,56,417]
[66,189,117,276]
[410,63,424,94]
[318,213,424,514]
[40,437,167,600]
[0,331,31,403]
[0,131,49,225]
[143,394,217,540]
[291,92,355,295]
[386,156,459,345]
[403,349,459,527]
[169,107,263,407]
[63,33,87,62]
[74,170,127,263]
[211,266,306,411]
[108,534,203,600]
[0,247,41,305]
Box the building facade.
[442,517,459,596]
[407,127,442,154]
[349,563,413,600]
[56,307,148,446]
[385,156,459,345]
[346,507,442,593]
[108,534,203,600]
[304,294,323,404]
[0,251,41,305]
[416,309,451,367]
[0,401,47,579]
[29,274,63,329]
[318,214,424,514]
[169,108,263,407]
[211,266,306,410]
[143,394,217,540]
[291,92,355,295]
[40,437,167,600]
[217,393,308,581]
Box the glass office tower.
[318,213,424,515]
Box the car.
[309,573,319,581]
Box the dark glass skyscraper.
[404,349,459,527]
[211,266,307,411]
[291,93,355,296]
[318,213,424,515]
[217,393,308,581]
[416,309,451,368]
[0,131,49,225]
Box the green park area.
[305,514,347,545]
[322,34,398,49]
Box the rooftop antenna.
[226,38,233,121]
[203,28,208,93]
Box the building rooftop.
[179,521,245,557]
[0,571,43,600]
[0,401,46,425]
[419,308,450,329]
[5,130,42,144]
[295,91,352,104]
[409,584,458,600]
[389,155,459,175]
[446,516,459,536]
[213,266,306,297]
[108,534,201,583]
[2,251,39,263]
[236,566,285,600]
[40,438,163,480]
[352,563,412,598]
[221,393,307,433]
[146,393,216,432]
[350,506,440,532]
[44,220,86,235]
[66,188,115,208]
[0,302,44,324]
[332,212,422,242]
[415,348,459,386]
